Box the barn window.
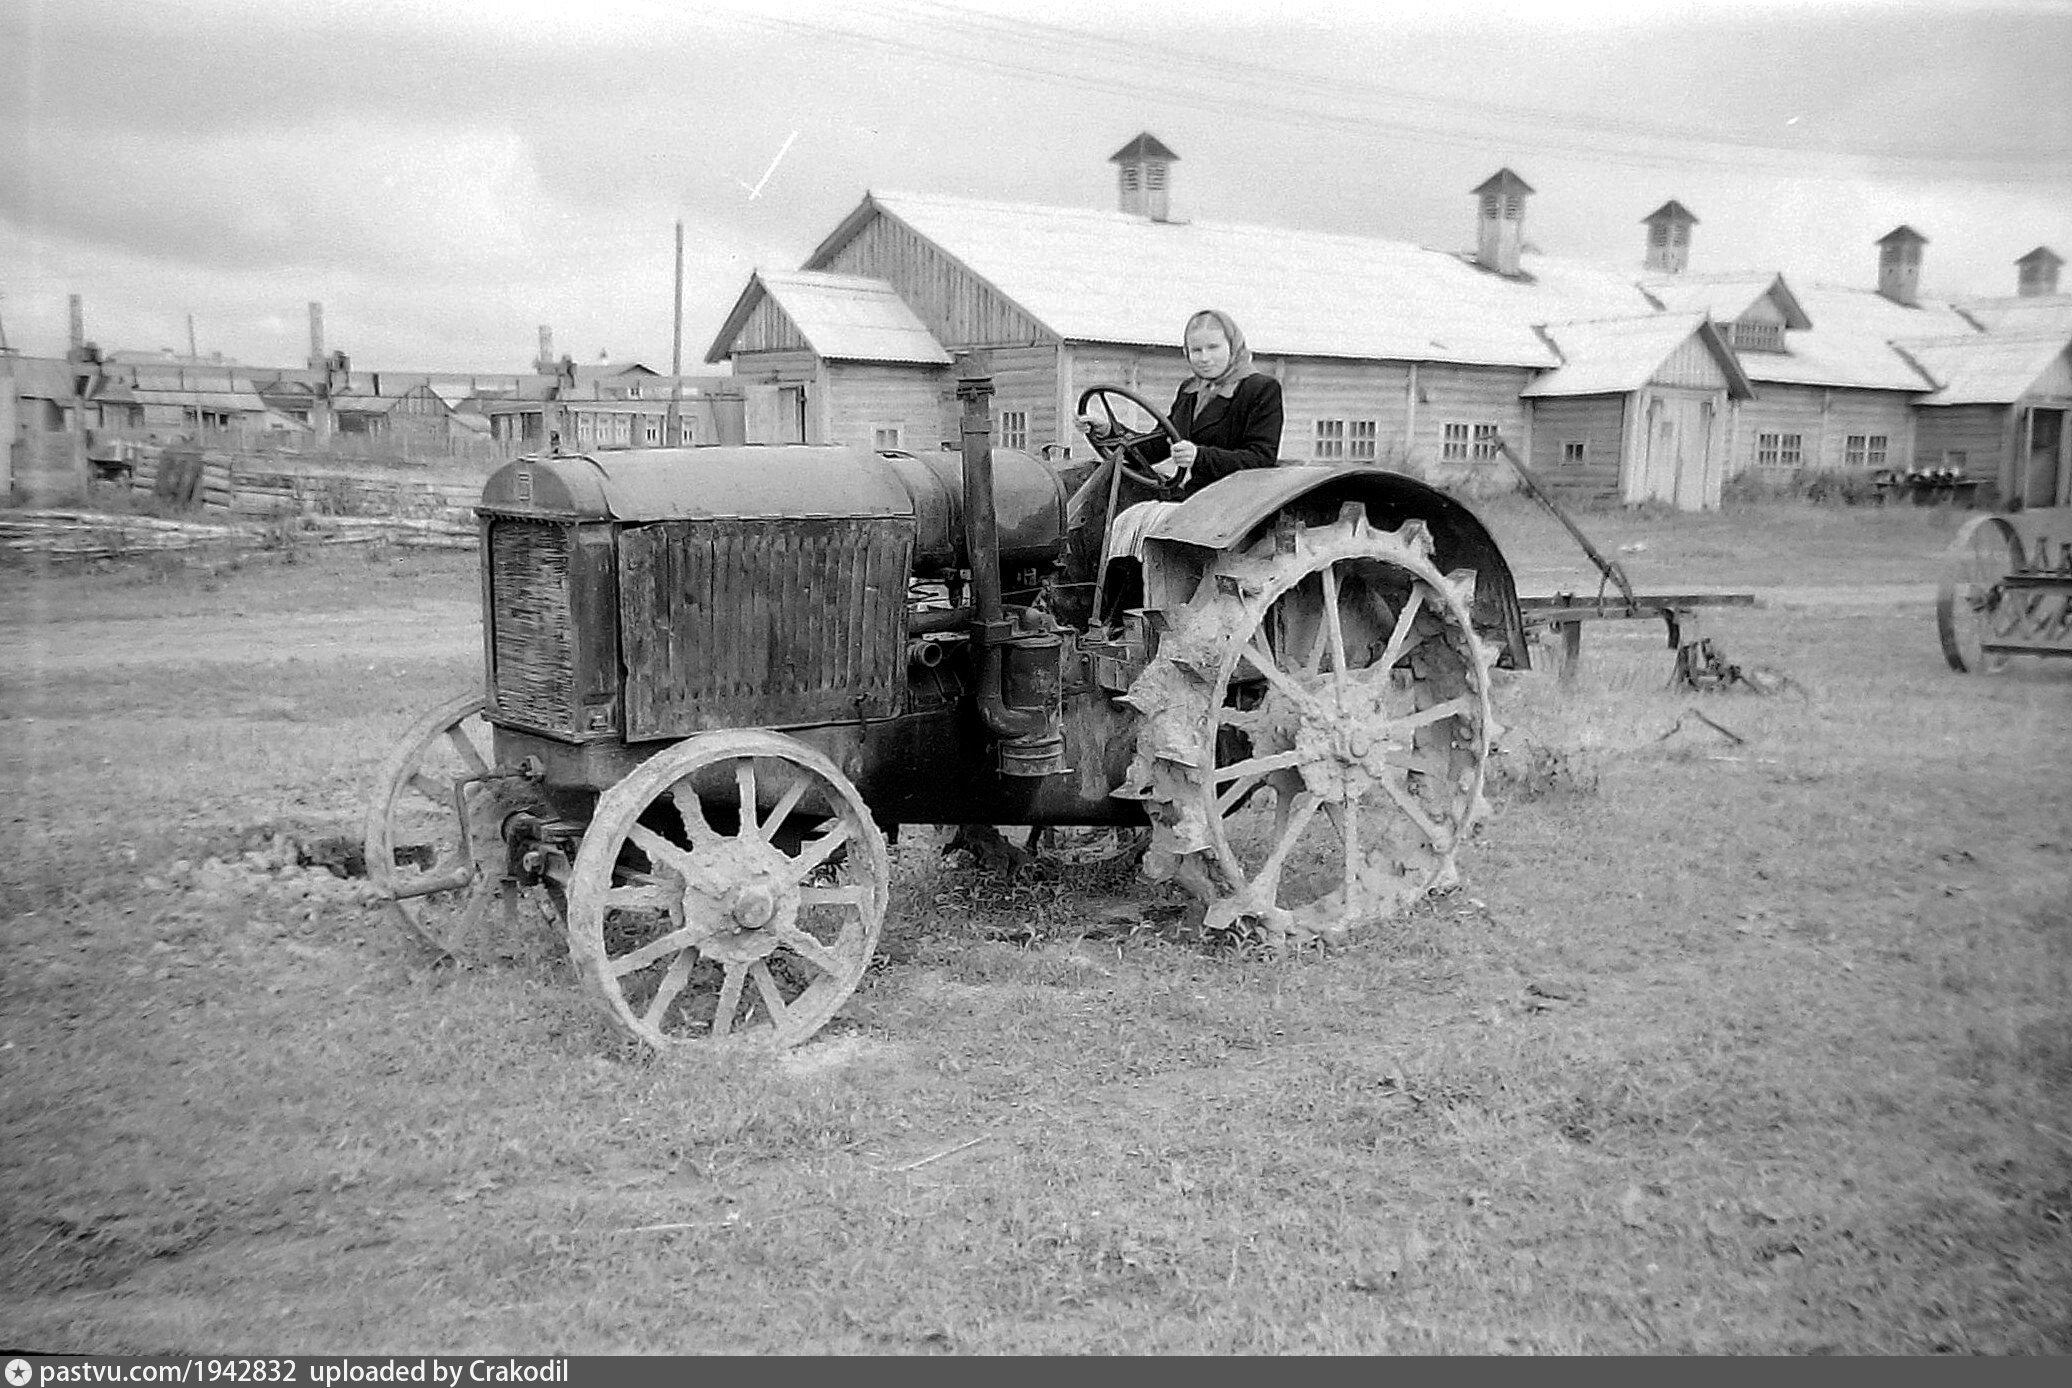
[625,381,642,399]
[1756,432,1803,469]
[1480,195,1499,220]
[998,410,1028,452]
[643,415,661,445]
[677,416,697,446]
[872,425,903,450]
[1348,420,1377,462]
[1562,441,1587,467]
[1314,419,1345,460]
[1442,422,1470,462]
[1844,434,1888,468]
[1473,422,1501,462]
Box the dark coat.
[1140,372,1285,494]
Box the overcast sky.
[3,0,2067,372]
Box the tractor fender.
[1145,465,1530,669]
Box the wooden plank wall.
[825,214,1049,347]
[1280,358,1414,466]
[987,344,1066,457]
[1914,404,2012,504]
[824,363,951,451]
[1729,384,1915,475]
[1413,363,1535,487]
[733,295,810,354]
[1728,383,1824,476]
[1528,395,1625,500]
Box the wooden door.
[2023,407,2064,508]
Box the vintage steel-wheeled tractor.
[365,356,1529,1050]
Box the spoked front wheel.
[364,692,554,960]
[566,730,889,1050]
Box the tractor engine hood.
[477,445,1067,576]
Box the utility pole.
[187,313,199,361]
[667,219,684,449]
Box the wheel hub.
[1280,674,1405,805]
[672,840,800,965]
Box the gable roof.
[1899,333,2072,405]
[1637,272,1811,330]
[1524,313,1752,398]
[1641,200,1699,226]
[707,270,951,365]
[1472,168,1535,198]
[1109,133,1178,163]
[807,190,1657,369]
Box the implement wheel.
[1124,503,1493,948]
[567,729,888,1051]
[1937,516,2024,673]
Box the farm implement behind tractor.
[1938,506,2072,672]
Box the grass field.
[1,498,2067,1354]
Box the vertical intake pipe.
[955,352,1064,773]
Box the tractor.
[364,353,1529,1050]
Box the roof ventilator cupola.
[1110,133,1178,222]
[1472,168,1534,277]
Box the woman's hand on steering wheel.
[1076,385,1184,491]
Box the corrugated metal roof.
[818,191,1658,368]
[1524,313,1749,397]
[758,271,953,363]
[1954,294,2072,338]
[1900,333,2072,405]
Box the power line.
[707,0,2071,183]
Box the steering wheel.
[1076,385,1183,491]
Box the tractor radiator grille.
[618,517,914,740]
[487,518,577,735]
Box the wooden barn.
[1638,267,1955,482]
[1902,333,2072,509]
[1523,313,1752,508]
[706,141,1665,496]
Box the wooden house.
[1900,333,2072,508]
[707,270,954,450]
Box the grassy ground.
[1,500,2067,1354]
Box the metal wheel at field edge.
[1937,515,2025,673]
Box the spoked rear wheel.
[1937,516,2024,673]
[1125,504,1493,948]
[567,730,889,1050]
